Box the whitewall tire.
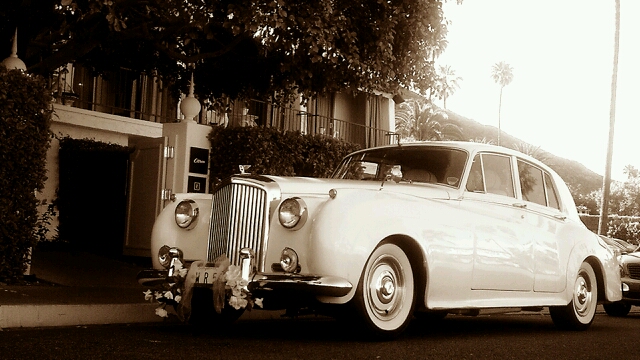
[355,242,415,338]
[549,262,598,330]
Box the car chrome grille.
[208,182,267,268]
[627,263,640,280]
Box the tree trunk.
[497,87,503,146]
[598,0,620,235]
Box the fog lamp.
[280,247,299,273]
[158,245,183,269]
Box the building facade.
[40,63,398,257]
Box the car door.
[516,159,566,293]
[462,152,535,291]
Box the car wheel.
[603,301,631,317]
[549,262,597,330]
[188,288,244,327]
[355,243,415,338]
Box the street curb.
[0,303,163,329]
[0,303,288,329]
[3,305,632,329]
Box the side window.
[466,155,484,192]
[482,154,515,197]
[518,161,546,206]
[544,172,561,210]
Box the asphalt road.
[2,313,639,360]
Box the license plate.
[193,267,217,285]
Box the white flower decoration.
[254,298,264,308]
[229,295,248,310]
[155,307,169,318]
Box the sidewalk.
[0,248,164,329]
[0,247,284,329]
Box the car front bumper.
[137,247,353,298]
[620,277,640,304]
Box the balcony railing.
[223,99,395,148]
[58,96,394,149]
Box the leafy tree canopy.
[1,0,452,103]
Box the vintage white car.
[138,141,622,338]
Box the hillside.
[445,111,604,195]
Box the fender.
[563,233,622,304]
[306,188,465,304]
[149,194,213,268]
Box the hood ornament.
[239,165,252,174]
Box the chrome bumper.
[137,248,353,297]
[249,273,352,297]
[137,269,170,288]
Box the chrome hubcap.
[367,255,404,320]
[574,273,592,316]
[376,271,395,304]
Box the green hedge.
[580,214,640,245]
[208,126,360,187]
[0,68,52,283]
[606,216,640,245]
[580,215,600,233]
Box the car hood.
[620,251,640,264]
[600,235,640,255]
[260,175,453,200]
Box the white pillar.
[164,72,210,194]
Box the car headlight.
[278,197,307,230]
[175,199,199,229]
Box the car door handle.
[554,214,567,221]
[512,203,527,209]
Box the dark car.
[601,235,640,316]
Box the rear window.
[517,159,561,210]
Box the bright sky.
[438,0,640,182]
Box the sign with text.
[188,176,206,193]
[189,147,209,175]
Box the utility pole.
[598,0,620,235]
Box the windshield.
[332,146,468,188]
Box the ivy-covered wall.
[0,68,52,283]
[208,126,361,187]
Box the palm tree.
[599,0,621,234]
[436,65,463,109]
[512,142,549,163]
[469,137,496,145]
[395,99,463,142]
[491,61,514,146]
